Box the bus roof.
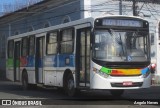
[94,15,146,21]
[8,17,94,40]
[7,15,146,40]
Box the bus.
[151,21,160,85]
[6,15,152,96]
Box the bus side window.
[60,28,74,54]
[46,31,58,54]
[8,40,14,58]
[29,36,35,56]
[21,37,29,57]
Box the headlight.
[93,67,109,78]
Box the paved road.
[0,80,160,108]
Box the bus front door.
[76,28,90,87]
[14,41,21,81]
[35,36,45,84]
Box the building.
[0,0,91,74]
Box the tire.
[22,73,29,90]
[64,73,76,96]
[22,72,37,90]
[110,90,124,97]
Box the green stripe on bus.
[6,58,14,67]
[16,60,20,67]
[100,67,112,74]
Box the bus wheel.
[110,90,124,97]
[65,73,75,96]
[22,74,29,90]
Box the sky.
[0,0,43,16]
[0,0,42,6]
[0,0,25,5]
[0,0,14,4]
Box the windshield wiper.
[109,29,127,60]
[119,33,126,59]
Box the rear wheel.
[22,73,29,90]
[22,72,37,90]
[110,90,124,97]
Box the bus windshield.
[93,29,149,62]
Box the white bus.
[6,15,152,96]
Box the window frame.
[46,31,58,55]
[60,28,74,54]
[21,37,29,57]
[150,33,154,45]
[29,36,35,56]
[7,40,14,58]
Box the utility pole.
[119,0,122,15]
[133,0,138,16]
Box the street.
[0,80,160,108]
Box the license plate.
[123,81,133,86]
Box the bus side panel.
[26,69,36,84]
[44,55,57,86]
[56,71,64,87]
[6,58,14,81]
[44,54,75,86]
[58,54,75,67]
[20,55,36,84]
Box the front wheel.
[110,90,124,97]
[65,73,76,96]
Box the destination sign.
[102,19,143,27]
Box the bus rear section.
[6,18,94,96]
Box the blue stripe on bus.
[58,54,75,67]
[44,54,75,67]
[21,54,75,68]
[27,56,35,67]
[44,55,57,67]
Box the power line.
[137,1,145,15]
[147,3,160,17]
[0,5,122,27]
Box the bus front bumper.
[90,73,151,89]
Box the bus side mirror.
[151,64,156,74]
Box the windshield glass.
[93,29,149,62]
